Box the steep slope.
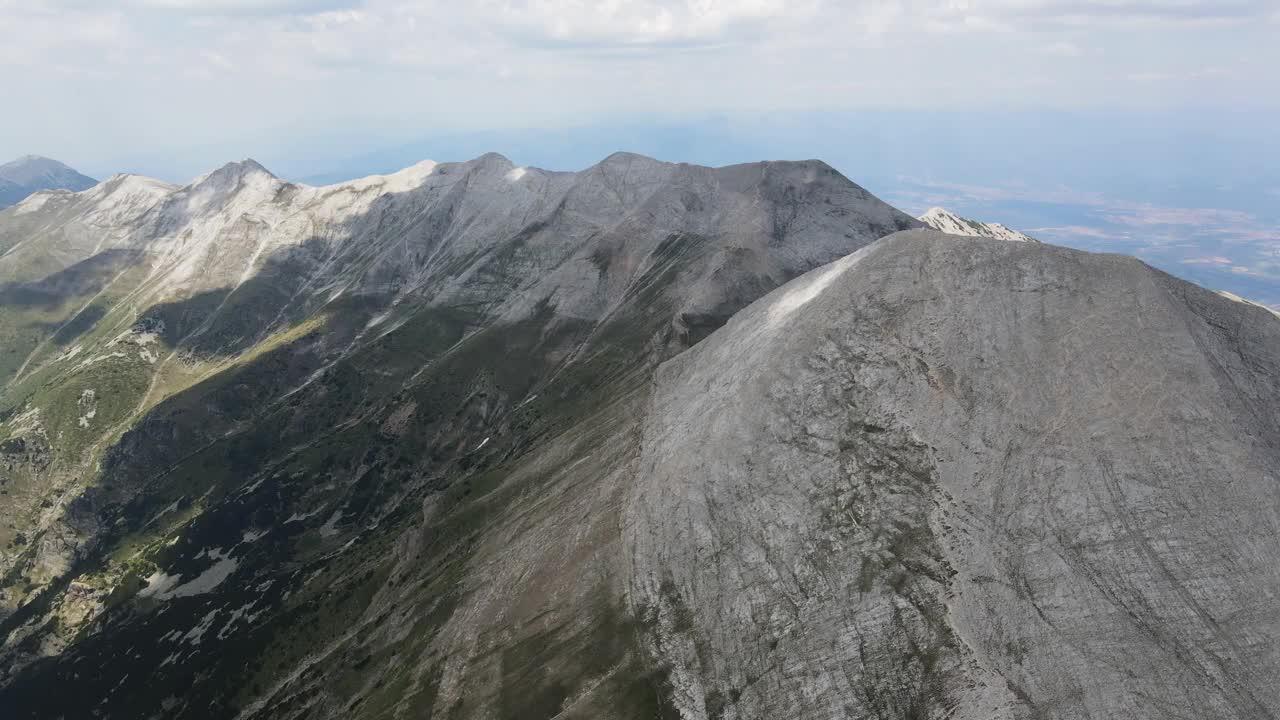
[919,206,1038,242]
[0,153,919,718]
[629,230,1280,719]
[0,156,98,210]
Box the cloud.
[0,5,135,66]
[481,0,807,47]
[1030,225,1131,240]
[104,0,359,14]
[4,0,1280,182]
[1104,205,1257,228]
[920,0,1278,30]
[1183,256,1236,266]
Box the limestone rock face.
[629,230,1280,719]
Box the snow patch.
[919,207,1036,243]
[319,510,344,538]
[138,571,181,599]
[217,600,261,640]
[506,167,528,182]
[182,609,220,646]
[140,548,239,600]
[285,507,324,524]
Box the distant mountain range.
[0,155,97,209]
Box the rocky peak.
[919,206,1038,242]
[193,158,276,187]
[0,155,98,209]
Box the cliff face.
[629,230,1280,719]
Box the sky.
[3,0,1279,177]
[1,0,1278,306]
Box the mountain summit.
[0,155,97,209]
[919,206,1038,242]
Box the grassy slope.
[0,234,710,719]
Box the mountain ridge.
[0,155,97,210]
[630,229,1280,719]
[0,152,1276,719]
[0,152,920,719]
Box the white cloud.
[129,0,358,13]
[481,0,805,46]
[918,0,1278,29]
[1183,256,1236,266]
[3,0,1279,174]
[0,5,135,66]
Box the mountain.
[919,206,1038,242]
[0,155,98,210]
[0,152,918,718]
[632,230,1280,719]
[0,153,1277,719]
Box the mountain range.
[0,153,1277,719]
[0,155,97,210]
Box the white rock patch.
[767,246,870,328]
[77,389,97,428]
[918,207,1037,243]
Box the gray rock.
[629,229,1280,719]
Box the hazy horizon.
[3,0,1277,306]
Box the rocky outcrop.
[629,230,1280,719]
